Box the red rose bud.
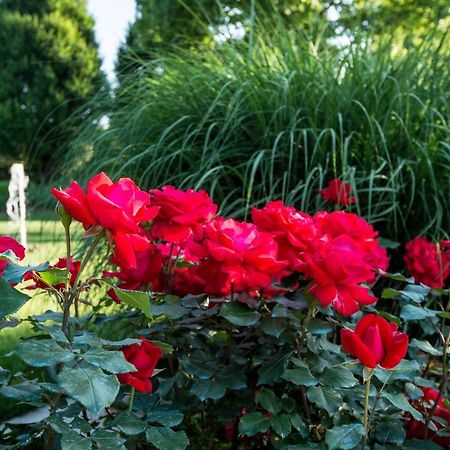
[406,386,450,448]
[319,178,357,206]
[117,338,163,393]
[341,314,408,369]
[52,173,159,234]
[404,236,450,288]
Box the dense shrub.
[65,21,450,242]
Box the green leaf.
[105,283,151,318]
[182,353,214,380]
[381,288,400,299]
[260,317,286,337]
[375,420,406,445]
[271,414,292,438]
[82,349,136,373]
[325,423,365,450]
[0,383,41,401]
[58,366,119,416]
[400,304,438,321]
[91,429,126,450]
[256,388,282,414]
[306,318,334,335]
[149,302,188,319]
[0,277,30,318]
[190,378,226,401]
[282,368,318,387]
[403,439,445,450]
[384,392,422,420]
[145,427,188,450]
[2,262,49,284]
[220,302,260,326]
[374,360,420,383]
[17,339,74,367]
[290,413,308,437]
[257,351,293,385]
[239,412,270,437]
[0,366,10,385]
[307,386,342,416]
[61,432,92,450]
[114,411,147,435]
[410,338,442,356]
[148,405,184,427]
[320,367,358,388]
[37,267,67,286]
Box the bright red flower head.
[117,337,163,393]
[404,237,450,288]
[189,218,287,296]
[251,201,318,272]
[319,178,357,206]
[25,257,80,291]
[149,186,217,243]
[0,236,25,277]
[52,173,159,233]
[406,386,450,447]
[341,314,408,369]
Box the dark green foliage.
[0,0,104,175]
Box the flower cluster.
[52,174,391,316]
[404,236,450,288]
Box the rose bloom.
[304,242,378,316]
[188,218,287,296]
[319,178,357,206]
[52,173,159,234]
[404,236,450,288]
[117,337,163,393]
[0,236,25,277]
[406,386,450,447]
[251,200,318,272]
[149,185,217,243]
[25,257,80,291]
[341,314,408,369]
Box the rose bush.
[0,175,448,449]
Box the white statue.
[6,163,29,248]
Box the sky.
[87,0,136,83]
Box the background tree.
[0,0,104,176]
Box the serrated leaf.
[114,411,147,435]
[239,412,270,437]
[91,429,126,450]
[61,432,92,450]
[58,366,119,416]
[260,317,286,337]
[82,349,136,373]
[17,339,74,367]
[306,318,333,334]
[103,282,151,318]
[149,302,188,319]
[403,439,444,450]
[0,277,30,318]
[384,392,422,420]
[282,368,318,387]
[325,423,365,450]
[374,360,420,383]
[3,262,49,284]
[320,367,358,388]
[148,406,184,427]
[290,412,307,437]
[258,351,293,385]
[146,427,188,450]
[182,353,214,380]
[410,339,441,356]
[271,414,292,438]
[307,386,342,416]
[400,305,438,321]
[257,388,282,414]
[220,302,260,326]
[375,420,406,445]
[190,378,226,401]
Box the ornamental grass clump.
[0,174,449,449]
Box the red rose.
[117,338,163,393]
[0,236,25,276]
[404,237,450,288]
[319,178,357,206]
[52,173,159,234]
[406,386,450,447]
[25,257,80,291]
[149,186,217,243]
[341,314,408,369]
[188,218,287,296]
[251,201,318,272]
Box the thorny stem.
[361,377,371,450]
